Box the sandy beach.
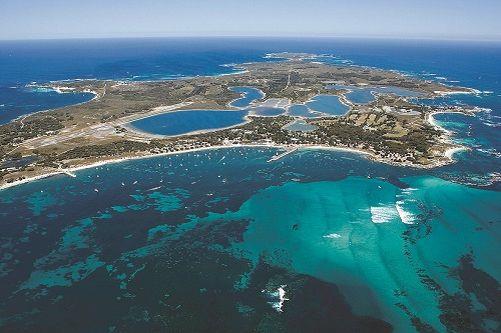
[1,136,462,192]
[1,103,473,192]
[0,143,378,191]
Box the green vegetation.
[0,54,470,185]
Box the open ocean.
[0,38,500,332]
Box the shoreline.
[0,53,483,191]
[4,66,250,127]
[444,146,468,159]
[1,104,473,192]
[427,110,475,131]
[2,98,471,192]
[0,144,278,191]
[427,110,475,161]
[0,141,455,192]
[4,50,476,127]
[7,87,100,125]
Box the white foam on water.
[477,148,501,158]
[369,205,399,223]
[28,85,76,94]
[401,187,418,195]
[263,285,289,313]
[483,122,500,128]
[323,233,341,239]
[274,285,289,312]
[30,87,55,93]
[396,201,415,225]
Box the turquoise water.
[0,148,499,332]
[202,175,500,332]
[0,38,500,332]
[129,109,248,136]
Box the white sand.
[0,143,376,191]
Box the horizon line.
[1,34,501,43]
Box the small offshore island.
[0,52,479,188]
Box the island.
[0,52,479,188]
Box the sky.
[1,0,500,40]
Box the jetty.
[63,170,77,178]
[267,147,298,162]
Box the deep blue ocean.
[0,38,500,332]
